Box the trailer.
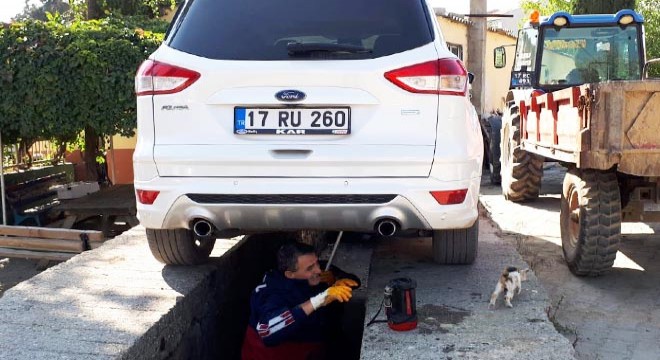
[493,10,660,276]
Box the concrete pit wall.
[0,227,289,359]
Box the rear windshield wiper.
[286,42,372,56]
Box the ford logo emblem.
[275,90,306,102]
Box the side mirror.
[494,46,507,69]
[468,72,475,84]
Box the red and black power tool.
[384,277,417,331]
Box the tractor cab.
[495,9,646,93]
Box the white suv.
[134,0,483,265]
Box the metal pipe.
[376,219,398,237]
[109,136,117,185]
[192,219,214,238]
[324,231,343,271]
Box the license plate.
[234,107,351,135]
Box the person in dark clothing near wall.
[241,241,361,360]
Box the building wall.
[438,17,469,64]
[107,135,135,185]
[485,31,518,113]
[437,15,517,115]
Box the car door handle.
[269,149,313,159]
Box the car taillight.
[136,189,160,205]
[135,60,201,96]
[384,58,468,96]
[430,189,468,205]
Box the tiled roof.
[435,9,517,38]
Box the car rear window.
[167,0,434,60]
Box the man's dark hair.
[277,242,316,272]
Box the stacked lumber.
[0,225,105,261]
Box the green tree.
[572,0,637,14]
[9,0,172,178]
[15,0,70,21]
[521,0,638,16]
[640,0,660,61]
[68,0,177,19]
[0,19,163,174]
[521,0,573,16]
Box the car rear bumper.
[135,175,481,232]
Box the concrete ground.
[0,226,250,359]
[480,163,660,360]
[360,214,575,360]
[0,227,371,360]
[0,258,43,297]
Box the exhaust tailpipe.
[192,219,214,239]
[376,219,398,237]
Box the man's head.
[278,242,322,286]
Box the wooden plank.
[0,225,104,242]
[0,248,74,261]
[0,236,83,253]
[61,216,78,229]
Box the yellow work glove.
[310,285,353,310]
[334,278,358,288]
[320,271,336,285]
[324,284,353,305]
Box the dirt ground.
[480,163,660,360]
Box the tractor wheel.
[146,228,215,265]
[560,168,621,276]
[432,220,478,265]
[500,105,544,202]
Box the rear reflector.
[135,60,200,96]
[384,59,468,96]
[430,189,468,205]
[136,189,160,205]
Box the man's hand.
[334,278,358,288]
[320,271,335,285]
[324,285,352,305]
[309,284,353,310]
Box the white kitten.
[489,267,530,308]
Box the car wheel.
[432,220,478,265]
[146,228,215,265]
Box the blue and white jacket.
[247,264,359,347]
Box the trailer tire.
[432,220,478,265]
[501,105,543,202]
[560,168,621,276]
[146,228,215,265]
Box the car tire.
[146,228,215,265]
[501,104,543,202]
[560,168,621,276]
[432,220,478,265]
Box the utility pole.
[467,0,487,116]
